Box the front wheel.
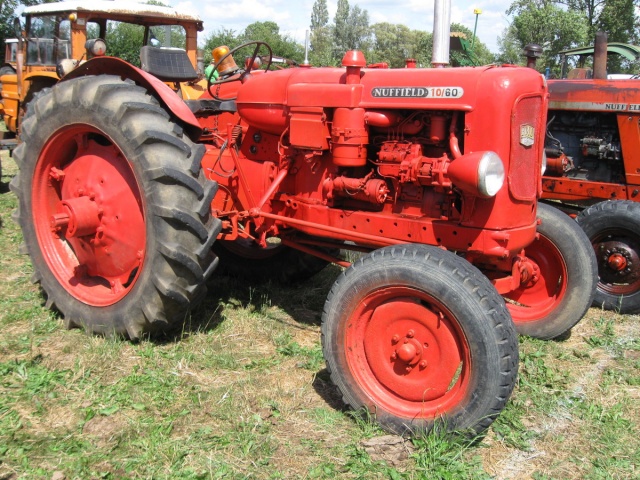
[503,203,597,340]
[10,76,221,338]
[322,244,518,437]
[577,200,640,313]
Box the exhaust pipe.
[593,31,607,80]
[432,0,451,68]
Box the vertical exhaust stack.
[432,0,451,68]
[593,31,608,80]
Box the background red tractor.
[8,12,597,436]
[525,34,640,313]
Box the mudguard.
[62,56,203,139]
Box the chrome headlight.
[478,152,505,197]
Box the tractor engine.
[545,111,623,181]
[201,50,547,269]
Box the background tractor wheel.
[577,200,640,314]
[503,202,597,340]
[10,75,221,339]
[322,244,518,437]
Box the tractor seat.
[140,46,198,82]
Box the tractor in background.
[0,0,205,148]
[525,34,640,313]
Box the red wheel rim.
[344,286,471,418]
[505,234,567,322]
[31,125,145,306]
[591,228,640,296]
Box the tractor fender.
[62,56,202,139]
[24,71,58,83]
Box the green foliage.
[240,21,304,64]
[503,0,640,75]
[104,21,145,66]
[1,0,23,63]
[202,22,303,67]
[310,0,333,65]
[411,427,490,479]
[369,23,420,68]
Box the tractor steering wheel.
[207,41,273,101]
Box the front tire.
[322,244,518,437]
[577,200,640,313]
[10,75,221,338]
[504,203,597,339]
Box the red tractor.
[525,34,640,313]
[9,38,596,436]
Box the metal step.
[0,137,18,152]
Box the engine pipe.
[432,0,451,67]
[593,31,608,80]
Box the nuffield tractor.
[9,9,596,436]
[524,35,640,314]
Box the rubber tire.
[213,239,334,284]
[322,244,519,437]
[10,75,221,339]
[576,200,640,314]
[507,203,597,340]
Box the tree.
[346,5,371,52]
[240,21,304,64]
[502,0,589,74]
[503,0,640,74]
[310,0,332,65]
[332,0,371,60]
[333,0,350,58]
[369,23,420,68]
[202,28,240,65]
[1,0,24,63]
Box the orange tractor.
[525,34,640,313]
[8,5,597,436]
[0,0,204,145]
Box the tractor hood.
[236,64,546,135]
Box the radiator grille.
[509,95,543,201]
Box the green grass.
[1,151,639,478]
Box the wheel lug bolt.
[419,361,427,369]
[391,335,400,344]
[405,366,412,373]
[391,352,397,360]
[406,329,415,338]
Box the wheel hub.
[598,240,640,284]
[50,196,102,238]
[392,331,427,370]
[362,298,463,402]
[32,128,146,306]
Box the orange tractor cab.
[525,34,640,313]
[0,0,203,147]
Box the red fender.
[62,57,202,139]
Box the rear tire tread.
[14,76,221,339]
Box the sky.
[173,0,514,54]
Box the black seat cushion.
[140,46,198,82]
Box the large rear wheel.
[577,200,640,313]
[10,75,221,338]
[503,203,597,340]
[322,244,518,436]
